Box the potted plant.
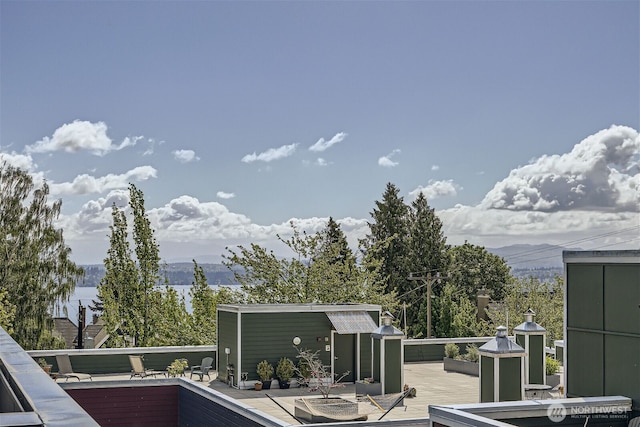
[37,358,52,374]
[276,357,295,389]
[256,360,274,390]
[546,355,561,388]
[167,358,188,377]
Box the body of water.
[56,285,219,325]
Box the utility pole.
[407,272,442,338]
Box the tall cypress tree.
[97,206,139,347]
[129,184,160,346]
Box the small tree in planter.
[294,347,349,399]
[256,360,274,390]
[276,357,295,389]
[444,343,460,359]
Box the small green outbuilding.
[217,303,382,388]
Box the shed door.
[333,333,355,383]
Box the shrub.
[276,357,295,381]
[256,360,274,382]
[546,356,560,375]
[444,343,460,359]
[167,359,188,377]
[463,344,479,363]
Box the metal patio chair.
[55,354,92,381]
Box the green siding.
[36,350,216,375]
[480,355,494,402]
[567,264,603,330]
[359,334,372,378]
[555,345,563,365]
[604,334,640,409]
[528,335,544,384]
[498,357,522,401]
[240,312,333,382]
[383,340,402,394]
[567,330,603,397]
[373,340,381,381]
[566,262,640,409]
[515,334,525,348]
[604,265,640,334]
[217,310,238,384]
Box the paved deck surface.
[206,362,479,424]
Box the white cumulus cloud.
[378,149,401,167]
[26,120,141,156]
[481,125,640,212]
[0,151,36,171]
[241,143,298,163]
[309,132,347,152]
[172,149,200,163]
[409,180,461,200]
[49,166,157,195]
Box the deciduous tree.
[224,221,396,310]
[0,164,83,349]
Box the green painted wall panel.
[217,310,238,383]
[567,264,603,330]
[360,334,372,378]
[39,350,216,375]
[604,334,640,410]
[604,265,640,334]
[499,357,522,401]
[480,355,494,402]
[240,312,333,382]
[384,340,402,394]
[528,335,544,385]
[373,340,381,381]
[567,330,603,397]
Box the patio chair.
[55,354,92,381]
[129,355,167,379]
[190,357,213,381]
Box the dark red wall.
[66,385,179,426]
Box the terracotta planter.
[254,382,263,391]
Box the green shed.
[563,250,640,410]
[217,304,381,388]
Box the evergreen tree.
[364,183,410,297]
[0,164,83,349]
[404,192,449,337]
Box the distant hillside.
[487,244,580,269]
[79,263,239,287]
[487,244,582,281]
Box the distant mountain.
[487,244,581,269]
[487,244,582,280]
[78,263,239,287]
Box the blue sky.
[1,0,639,264]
